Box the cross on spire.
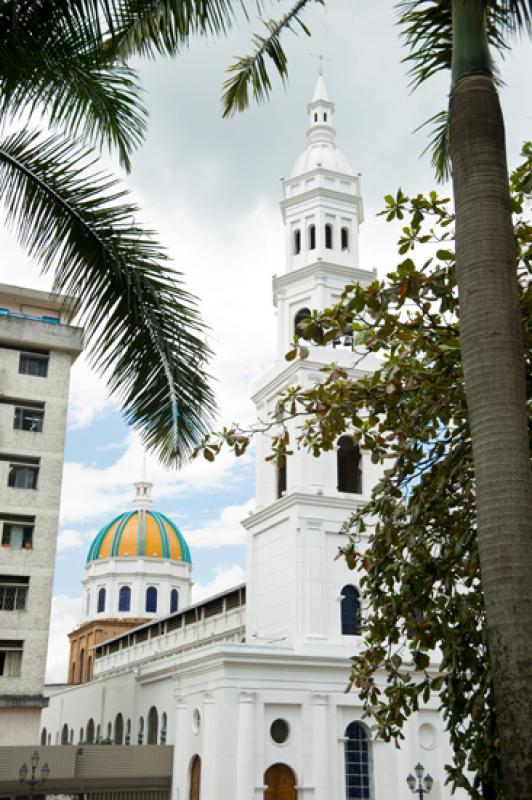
[310,53,332,76]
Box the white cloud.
[46,595,82,683]
[60,432,252,525]
[184,498,254,548]
[57,528,94,551]
[192,564,245,603]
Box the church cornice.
[280,182,363,222]
[272,262,376,305]
[242,491,368,530]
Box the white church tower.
[244,73,380,655]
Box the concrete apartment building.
[0,283,82,745]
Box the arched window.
[345,722,372,799]
[294,307,311,339]
[79,727,84,744]
[341,585,361,635]
[323,112,328,122]
[170,589,179,614]
[277,461,286,499]
[119,585,131,612]
[337,436,362,494]
[106,722,112,741]
[146,586,157,613]
[86,718,95,744]
[138,716,144,745]
[325,223,333,249]
[147,706,158,745]
[40,727,47,746]
[160,712,168,744]
[115,713,124,745]
[79,649,85,683]
[308,224,316,251]
[125,718,131,745]
[61,724,69,744]
[293,229,301,255]
[341,227,349,251]
[97,587,106,613]
[313,112,318,122]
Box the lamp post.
[406,762,434,800]
[19,750,49,798]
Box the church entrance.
[264,764,297,800]
[189,755,201,800]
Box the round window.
[270,718,290,744]
[192,707,201,735]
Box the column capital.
[239,690,257,704]
[311,692,329,706]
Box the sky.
[0,0,530,682]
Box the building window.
[79,648,85,683]
[325,223,333,249]
[341,585,361,635]
[40,728,47,746]
[0,576,29,610]
[323,112,328,122]
[277,461,286,499]
[97,587,106,613]
[314,112,318,122]
[125,718,131,745]
[1,522,34,549]
[341,227,350,251]
[293,229,301,255]
[308,224,316,250]
[146,586,157,613]
[170,589,179,614]
[270,718,290,744]
[115,713,124,745]
[96,724,101,742]
[8,464,39,490]
[0,640,23,676]
[118,585,131,612]
[138,716,144,745]
[147,706,158,745]
[345,722,372,799]
[86,719,95,745]
[71,662,76,683]
[19,353,48,377]
[87,655,92,680]
[337,436,362,494]
[160,712,168,744]
[294,307,311,339]
[14,407,44,432]
[61,724,69,745]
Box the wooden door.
[264,764,297,800]
[189,755,201,800]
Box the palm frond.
[0,2,147,170]
[396,1,511,91]
[222,0,319,118]
[99,0,244,61]
[416,109,451,183]
[0,128,215,465]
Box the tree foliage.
[197,144,532,797]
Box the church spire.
[305,71,336,150]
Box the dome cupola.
[81,482,193,624]
[87,482,191,564]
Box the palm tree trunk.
[450,5,532,797]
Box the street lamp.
[406,762,434,799]
[19,750,49,798]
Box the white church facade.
[41,76,463,800]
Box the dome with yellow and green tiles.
[86,481,191,564]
